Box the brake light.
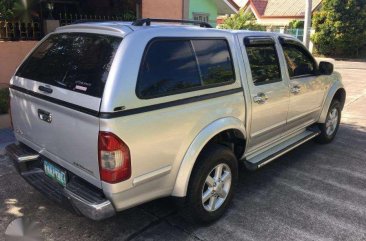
[98,132,131,183]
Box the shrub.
[0,0,15,20]
[311,0,366,57]
[288,20,304,29]
[0,87,9,114]
[219,10,264,31]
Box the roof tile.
[250,0,322,17]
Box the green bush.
[288,20,304,29]
[311,0,366,57]
[0,0,15,20]
[0,87,10,114]
[218,10,264,31]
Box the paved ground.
[0,128,15,149]
[1,61,366,241]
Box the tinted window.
[246,45,282,85]
[282,44,317,78]
[16,33,122,97]
[137,40,201,98]
[192,39,235,85]
[137,39,235,99]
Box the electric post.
[303,0,312,48]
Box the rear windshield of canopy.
[16,32,122,98]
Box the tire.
[315,100,341,144]
[184,144,238,224]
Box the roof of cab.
[55,21,294,40]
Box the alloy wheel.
[326,107,339,136]
[201,163,232,212]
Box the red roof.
[251,0,268,15]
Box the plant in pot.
[0,84,9,115]
[0,84,11,129]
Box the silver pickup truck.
[6,19,346,223]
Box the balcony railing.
[58,12,137,26]
[0,12,136,41]
[0,21,41,41]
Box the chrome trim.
[64,189,116,221]
[7,143,115,221]
[5,143,40,162]
[257,132,320,168]
[250,120,286,139]
[286,108,321,124]
[133,165,172,187]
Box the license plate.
[44,160,67,187]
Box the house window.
[193,12,209,23]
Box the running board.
[244,130,320,170]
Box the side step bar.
[244,130,320,170]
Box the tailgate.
[9,32,122,187]
[10,82,102,185]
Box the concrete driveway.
[1,61,366,241]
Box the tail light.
[98,132,131,183]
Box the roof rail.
[72,19,110,24]
[132,18,213,28]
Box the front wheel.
[316,100,341,144]
[184,144,238,223]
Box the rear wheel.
[316,100,341,144]
[184,145,238,223]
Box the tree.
[219,10,264,31]
[0,0,15,20]
[12,0,37,22]
[311,0,366,57]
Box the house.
[185,0,241,25]
[141,0,241,26]
[242,0,323,26]
[0,0,244,86]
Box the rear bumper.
[5,143,116,221]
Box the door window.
[282,44,317,78]
[246,45,282,85]
[192,39,235,86]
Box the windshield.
[16,32,122,98]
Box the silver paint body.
[9,22,344,212]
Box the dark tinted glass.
[246,45,282,85]
[137,40,201,98]
[282,44,316,78]
[192,40,235,85]
[16,33,122,97]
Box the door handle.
[291,85,301,94]
[38,85,53,94]
[253,93,268,104]
[38,109,52,123]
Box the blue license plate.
[44,160,67,187]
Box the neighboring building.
[141,0,241,26]
[242,0,322,26]
[184,0,242,25]
[0,0,244,42]
[184,0,240,25]
[141,0,183,19]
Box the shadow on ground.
[1,123,366,241]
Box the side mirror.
[318,61,334,75]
